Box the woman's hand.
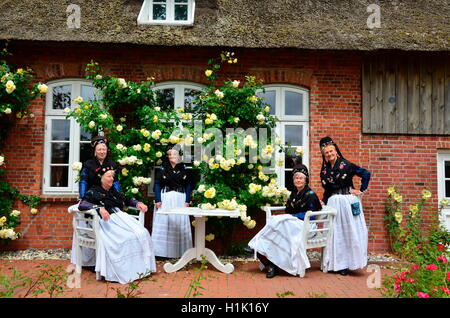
[99,207,110,222]
[155,202,162,209]
[137,202,148,212]
[184,202,190,207]
[349,189,363,197]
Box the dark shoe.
[266,266,278,278]
[338,269,349,276]
[82,266,96,273]
[243,246,254,255]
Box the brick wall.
[2,42,449,253]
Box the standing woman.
[79,136,121,199]
[152,147,193,258]
[248,164,322,278]
[319,136,371,275]
[72,136,121,268]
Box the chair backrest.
[301,206,337,249]
[68,204,100,248]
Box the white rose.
[256,114,265,121]
[95,75,103,80]
[88,121,95,129]
[10,210,20,217]
[133,144,142,151]
[154,107,161,111]
[0,155,4,166]
[74,96,83,104]
[193,160,200,167]
[117,78,127,89]
[100,113,108,120]
[214,89,224,99]
[232,80,240,88]
[72,161,82,171]
[4,108,11,114]
[131,188,139,194]
[116,125,123,132]
[64,107,71,113]
[156,151,162,158]
[197,185,206,192]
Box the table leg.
[204,248,235,274]
[163,248,196,273]
[163,216,234,274]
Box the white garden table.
[156,207,240,274]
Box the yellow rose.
[31,208,38,215]
[122,168,129,176]
[205,233,215,242]
[5,80,16,94]
[74,96,83,104]
[394,211,402,223]
[421,190,432,200]
[205,69,213,77]
[38,84,48,94]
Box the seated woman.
[73,166,157,284]
[248,164,322,278]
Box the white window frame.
[149,81,205,195]
[138,0,195,25]
[259,85,310,188]
[437,151,450,231]
[43,79,95,195]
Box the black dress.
[79,157,120,199]
[285,185,322,220]
[320,157,370,204]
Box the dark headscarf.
[91,136,108,150]
[319,136,344,170]
[292,164,309,185]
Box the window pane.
[81,85,98,102]
[51,143,70,164]
[285,148,303,169]
[51,119,70,141]
[80,143,92,163]
[258,91,276,115]
[175,0,188,2]
[80,128,92,142]
[50,166,68,187]
[175,4,188,21]
[445,161,450,178]
[285,91,303,116]
[285,125,303,146]
[446,180,450,197]
[157,88,175,110]
[184,89,200,110]
[285,170,294,192]
[52,85,71,110]
[153,4,166,20]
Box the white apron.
[151,191,193,258]
[248,214,316,276]
[71,210,156,284]
[324,194,368,271]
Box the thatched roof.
[0,0,449,51]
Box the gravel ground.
[0,248,400,263]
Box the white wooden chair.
[68,204,145,280]
[261,205,337,277]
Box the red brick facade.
[3,42,449,253]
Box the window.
[138,0,195,25]
[150,82,205,192]
[43,79,98,195]
[437,151,450,232]
[258,85,309,191]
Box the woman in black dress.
[319,136,371,275]
[152,147,193,258]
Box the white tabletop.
[157,207,240,218]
